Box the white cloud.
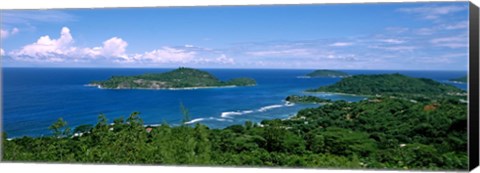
[11,28,19,35]
[385,27,410,34]
[415,27,436,35]
[1,27,19,39]
[397,5,467,20]
[378,39,405,44]
[129,47,196,63]
[369,45,417,52]
[246,49,312,57]
[2,11,75,25]
[121,47,234,65]
[430,36,467,48]
[9,27,76,62]
[196,54,235,64]
[324,54,357,61]
[7,27,235,66]
[1,29,8,38]
[215,54,235,64]
[414,53,467,64]
[84,37,128,59]
[443,21,468,30]
[9,27,131,63]
[1,48,5,56]
[329,42,353,47]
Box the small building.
[146,127,153,133]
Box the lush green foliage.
[91,67,256,89]
[3,96,467,170]
[449,76,467,83]
[285,95,331,104]
[308,74,465,98]
[305,70,350,78]
[225,78,257,86]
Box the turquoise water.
[2,68,466,137]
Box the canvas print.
[1,2,470,171]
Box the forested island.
[2,73,468,170]
[307,73,466,98]
[285,95,332,104]
[304,69,350,78]
[88,67,256,89]
[449,76,467,83]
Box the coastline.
[84,84,255,90]
[303,91,371,97]
[296,75,350,79]
[447,80,467,84]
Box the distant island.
[449,76,467,83]
[89,67,256,89]
[304,69,350,78]
[285,95,331,104]
[307,73,465,97]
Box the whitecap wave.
[222,103,290,118]
[258,104,284,112]
[220,109,256,118]
[186,117,234,124]
[242,110,254,114]
[221,111,243,118]
[284,101,295,107]
[185,118,205,124]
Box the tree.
[179,102,191,124]
[193,123,212,164]
[49,118,70,137]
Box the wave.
[185,118,206,124]
[258,104,284,112]
[185,117,233,124]
[220,110,255,118]
[221,101,295,118]
[221,111,244,118]
[284,101,295,107]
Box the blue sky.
[0,2,470,70]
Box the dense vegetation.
[2,73,468,170]
[285,95,332,104]
[90,67,256,89]
[308,73,465,98]
[449,76,467,83]
[305,70,350,78]
[2,96,467,170]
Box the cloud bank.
[5,27,235,66]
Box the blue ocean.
[2,68,467,138]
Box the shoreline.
[296,75,350,79]
[84,84,255,90]
[303,91,371,97]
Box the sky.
[0,2,470,70]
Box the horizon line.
[1,66,469,72]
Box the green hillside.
[90,67,256,89]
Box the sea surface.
[2,68,467,138]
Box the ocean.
[2,68,467,138]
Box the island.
[285,95,332,104]
[88,67,257,89]
[307,73,465,97]
[449,76,467,83]
[304,69,350,78]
